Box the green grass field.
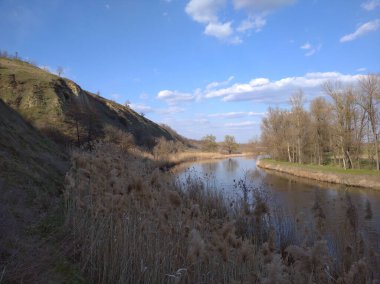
[261,158,380,176]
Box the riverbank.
[256,159,380,190]
[156,151,252,170]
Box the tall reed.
[64,143,379,283]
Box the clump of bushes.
[103,125,135,152]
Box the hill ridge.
[0,56,182,148]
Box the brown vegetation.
[64,143,379,283]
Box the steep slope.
[0,98,73,282]
[0,57,177,148]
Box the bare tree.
[259,77,379,170]
[358,74,380,170]
[66,100,100,147]
[222,135,238,154]
[310,97,332,165]
[261,108,293,161]
[66,101,86,146]
[289,90,310,164]
[57,66,64,77]
[323,82,362,169]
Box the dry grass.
[153,151,250,170]
[64,143,379,283]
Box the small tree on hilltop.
[223,135,238,154]
[57,66,64,77]
[201,134,218,152]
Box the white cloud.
[130,103,154,114]
[233,0,295,11]
[204,21,233,39]
[185,0,294,43]
[206,76,235,90]
[185,0,225,24]
[361,0,380,11]
[157,90,194,104]
[209,111,265,118]
[340,19,380,42]
[225,121,259,127]
[158,106,185,115]
[158,72,362,107]
[300,42,312,49]
[356,67,367,72]
[204,72,363,102]
[130,103,185,115]
[237,16,267,32]
[300,42,322,56]
[233,0,295,34]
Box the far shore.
[256,159,380,191]
[159,151,253,170]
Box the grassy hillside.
[0,57,177,148]
[0,98,79,282]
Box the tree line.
[201,134,239,154]
[261,74,380,170]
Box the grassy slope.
[0,99,82,282]
[257,158,380,190]
[0,57,177,148]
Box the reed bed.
[64,143,379,283]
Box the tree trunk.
[346,150,354,169]
[375,133,380,171]
[287,143,292,162]
[297,137,302,164]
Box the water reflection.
[223,158,239,173]
[176,157,380,254]
[201,161,219,174]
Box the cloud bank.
[158,72,363,105]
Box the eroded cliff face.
[0,57,177,148]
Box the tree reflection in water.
[223,158,238,173]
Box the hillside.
[0,98,73,282]
[0,57,178,148]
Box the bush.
[103,125,135,152]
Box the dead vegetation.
[64,143,379,283]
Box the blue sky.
[1,0,379,142]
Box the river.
[175,156,380,254]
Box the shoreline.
[160,152,252,171]
[256,159,380,190]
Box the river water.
[175,157,380,253]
